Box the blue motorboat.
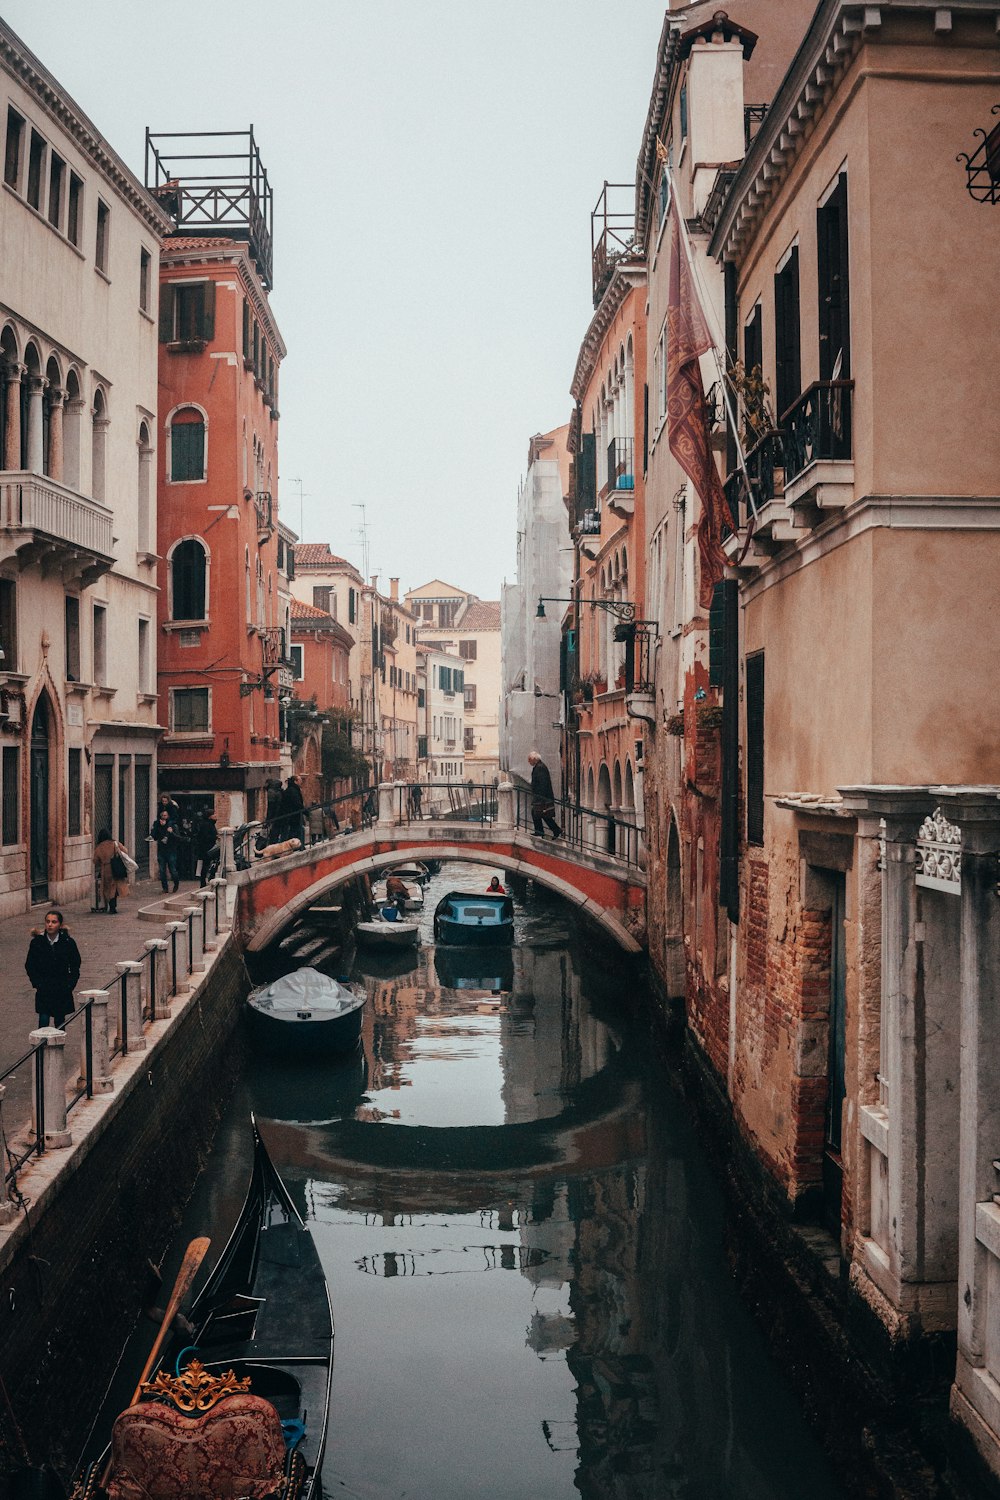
[433,890,515,946]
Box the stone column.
[116,961,146,1053]
[47,387,64,482]
[185,905,204,972]
[937,792,1000,1420]
[77,990,113,1093]
[377,781,395,828]
[63,396,85,490]
[29,1027,71,1148]
[26,376,45,475]
[197,888,216,951]
[3,364,23,470]
[218,826,235,879]
[495,781,515,831]
[165,920,189,995]
[0,1085,17,1223]
[144,939,170,1020]
[211,877,229,938]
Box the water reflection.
[230,861,843,1499]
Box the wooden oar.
[128,1235,211,1406]
[97,1236,211,1489]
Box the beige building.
[405,580,501,782]
[0,19,170,907]
[290,542,365,715]
[415,642,465,802]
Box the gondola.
[247,967,366,1056]
[69,1120,333,1500]
[432,890,515,946]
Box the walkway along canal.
[147,860,846,1500]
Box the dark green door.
[823,872,847,1234]
[29,699,49,903]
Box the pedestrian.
[265,777,283,831]
[409,782,422,820]
[362,788,378,826]
[156,792,181,823]
[150,808,180,893]
[308,803,325,845]
[527,751,562,839]
[25,910,81,1028]
[280,775,306,847]
[385,873,410,911]
[486,875,506,894]
[193,808,220,888]
[94,828,131,914]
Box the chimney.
[370,575,378,591]
[389,577,399,602]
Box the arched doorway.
[30,698,50,902]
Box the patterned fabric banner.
[666,201,730,609]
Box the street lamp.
[535,596,657,630]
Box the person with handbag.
[94,828,131,914]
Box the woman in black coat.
[25,910,82,1027]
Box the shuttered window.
[171,688,210,733]
[159,281,216,344]
[171,539,207,620]
[68,748,82,837]
[817,173,850,381]
[746,652,765,846]
[170,413,206,481]
[2,746,19,846]
[773,248,801,422]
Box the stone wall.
[0,940,246,1479]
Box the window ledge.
[65,679,92,695]
[162,619,209,632]
[93,683,116,698]
[166,339,206,355]
[162,733,213,746]
[0,671,29,685]
[137,692,158,705]
[95,265,111,285]
[136,550,160,567]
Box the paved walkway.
[0,875,209,1149]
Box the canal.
[136,860,846,1499]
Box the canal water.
[155,860,846,1499]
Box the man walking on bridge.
[527,751,562,840]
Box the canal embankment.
[0,879,248,1478]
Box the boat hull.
[246,995,364,1055]
[355,920,419,949]
[433,915,515,946]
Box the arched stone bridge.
[229,801,647,954]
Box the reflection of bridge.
[228,783,647,953]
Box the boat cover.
[254,967,357,1013]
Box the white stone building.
[415,643,465,811]
[405,580,501,783]
[0,20,171,909]
[500,426,571,792]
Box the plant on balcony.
[665,711,685,736]
[727,360,774,447]
[696,703,724,732]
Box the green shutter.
[158,284,174,343]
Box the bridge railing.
[232,789,377,870]
[392,780,499,827]
[513,787,642,868]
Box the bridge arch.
[241,842,643,955]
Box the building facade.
[289,542,365,713]
[405,580,501,782]
[415,642,466,804]
[152,132,288,829]
[500,426,572,792]
[0,20,171,907]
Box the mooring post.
[28,1028,71,1148]
[116,962,146,1053]
[144,939,171,1020]
[77,990,114,1093]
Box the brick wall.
[0,941,246,1479]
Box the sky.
[2,1,668,600]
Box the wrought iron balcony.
[723,429,784,531]
[600,438,635,503]
[146,128,274,289]
[254,490,274,536]
[0,472,114,585]
[782,380,853,486]
[575,508,601,536]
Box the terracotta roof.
[458,600,501,631]
[290,599,333,620]
[161,236,240,252]
[294,542,351,569]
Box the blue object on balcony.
[616,474,635,491]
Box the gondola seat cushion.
[106,1394,287,1500]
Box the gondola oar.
[98,1235,211,1487]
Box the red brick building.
[150,132,289,827]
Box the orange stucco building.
[151,132,289,826]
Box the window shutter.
[746,652,765,846]
[200,280,216,341]
[159,285,175,343]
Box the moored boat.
[69,1121,332,1500]
[372,878,423,912]
[432,891,515,946]
[354,909,420,949]
[247,967,366,1056]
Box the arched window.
[63,369,82,489]
[171,538,207,621]
[137,421,152,551]
[0,327,19,473]
[169,405,206,482]
[91,385,108,503]
[43,356,61,478]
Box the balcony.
[591,183,636,308]
[575,508,601,537]
[601,438,636,515]
[782,380,854,513]
[0,472,114,585]
[254,490,274,539]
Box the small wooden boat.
[388,861,430,885]
[354,909,420,949]
[433,891,515,946]
[247,967,366,1056]
[70,1122,332,1500]
[372,878,423,912]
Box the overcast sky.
[3,1,667,599]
